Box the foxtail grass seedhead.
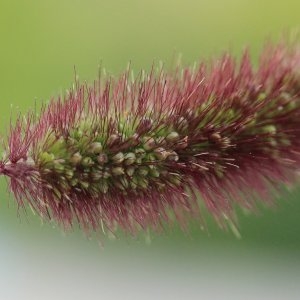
[1,41,300,235]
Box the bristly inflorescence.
[1,42,300,235]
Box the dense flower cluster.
[1,42,300,235]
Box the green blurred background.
[0,1,300,299]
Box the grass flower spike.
[1,42,300,235]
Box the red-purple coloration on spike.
[1,42,300,235]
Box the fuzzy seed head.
[1,41,300,236]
